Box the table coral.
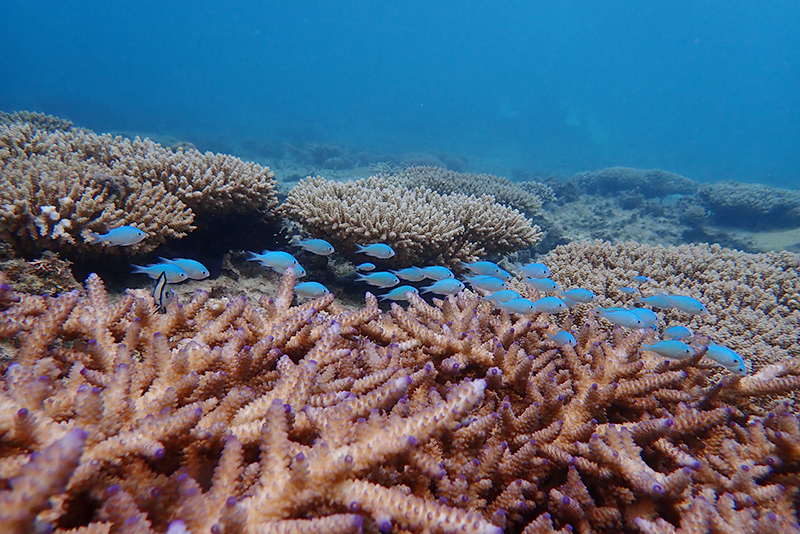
[281,176,541,267]
[1,268,800,533]
[0,113,278,256]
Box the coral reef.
[573,167,698,198]
[543,240,800,377]
[281,176,542,267]
[698,181,800,230]
[385,165,548,216]
[0,113,278,256]
[2,265,800,533]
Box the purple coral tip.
[407,435,419,446]
[349,501,360,512]
[652,484,664,494]
[107,484,121,495]
[379,520,392,533]
[154,447,166,459]
[151,487,161,497]
[295,452,306,462]
[665,419,674,427]
[17,408,28,417]
[767,512,778,522]
[562,495,571,505]
[226,496,237,507]
[211,525,222,534]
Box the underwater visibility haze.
[1,0,799,185]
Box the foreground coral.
[1,268,799,533]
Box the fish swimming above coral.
[158,257,210,280]
[290,237,335,256]
[356,243,395,258]
[85,225,147,246]
[132,263,189,283]
[356,271,400,288]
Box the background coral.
[384,165,548,215]
[0,113,278,257]
[281,176,542,267]
[542,240,800,376]
[573,167,698,198]
[698,181,800,230]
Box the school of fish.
[92,225,749,376]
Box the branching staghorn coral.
[1,266,800,533]
[281,176,542,267]
[0,114,278,256]
[541,240,800,378]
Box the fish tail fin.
[158,256,174,264]
[85,232,102,245]
[131,264,147,274]
[355,244,365,252]
[246,252,260,261]
[289,236,301,246]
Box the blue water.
[2,1,798,186]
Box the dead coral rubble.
[0,269,799,534]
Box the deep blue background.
[2,1,798,185]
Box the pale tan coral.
[281,176,541,267]
[0,115,277,256]
[385,165,545,215]
[1,266,800,533]
[542,240,800,373]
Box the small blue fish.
[356,243,395,259]
[662,325,693,341]
[523,277,559,292]
[641,341,696,360]
[291,237,335,256]
[461,261,503,278]
[618,287,638,295]
[496,268,513,282]
[355,272,400,288]
[380,285,419,301]
[548,330,577,347]
[556,288,596,303]
[533,297,569,314]
[247,251,300,273]
[659,293,708,315]
[595,308,644,328]
[86,226,147,246]
[520,262,550,279]
[132,263,189,283]
[634,295,676,310]
[482,290,521,305]
[705,344,748,376]
[390,267,427,282]
[158,257,210,280]
[422,279,465,295]
[294,281,330,298]
[497,298,536,314]
[420,266,455,280]
[632,275,651,284]
[153,272,175,313]
[629,307,659,328]
[463,275,507,292]
[356,262,376,272]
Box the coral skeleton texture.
[0,267,799,534]
[0,115,278,256]
[282,176,541,267]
